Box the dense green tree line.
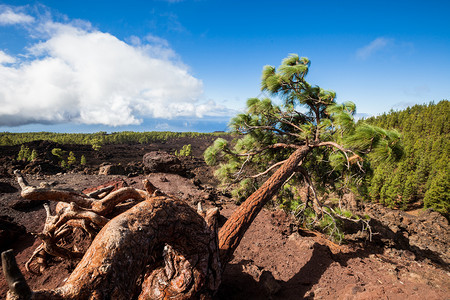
[0,131,227,148]
[362,100,449,216]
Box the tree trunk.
[218,145,311,264]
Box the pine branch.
[250,160,287,178]
[242,121,302,138]
[232,143,304,157]
[314,141,354,169]
[275,113,305,133]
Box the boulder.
[98,164,126,175]
[143,151,186,175]
[23,159,63,175]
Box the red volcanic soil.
[0,138,449,299]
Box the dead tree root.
[3,172,221,299]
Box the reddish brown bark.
[218,145,311,264]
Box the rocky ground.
[0,138,449,299]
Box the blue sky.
[0,0,449,133]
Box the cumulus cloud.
[356,37,391,60]
[0,50,15,63]
[0,8,231,127]
[0,6,35,25]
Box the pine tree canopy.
[205,54,402,209]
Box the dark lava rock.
[363,203,450,265]
[0,182,18,193]
[23,159,63,175]
[10,199,47,211]
[98,164,126,175]
[125,161,144,177]
[259,270,281,295]
[0,215,27,251]
[143,151,187,175]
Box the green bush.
[30,149,38,161]
[176,144,192,157]
[67,151,76,166]
[51,148,66,159]
[17,145,32,161]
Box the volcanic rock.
[143,151,186,175]
[98,164,126,175]
[0,215,26,251]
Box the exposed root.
[3,195,222,299]
[25,244,46,275]
[13,170,149,274]
[4,171,222,299]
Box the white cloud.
[356,37,391,60]
[0,12,231,127]
[0,50,15,64]
[0,7,35,25]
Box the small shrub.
[67,151,76,166]
[177,144,192,157]
[17,145,25,160]
[30,149,38,161]
[17,145,32,161]
[51,148,66,159]
[91,139,102,151]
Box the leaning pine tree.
[205,54,402,262]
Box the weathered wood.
[14,170,96,209]
[86,185,115,199]
[2,249,32,300]
[218,145,311,264]
[14,170,148,215]
[4,177,222,300]
[14,170,152,270]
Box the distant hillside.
[0,131,228,147]
[362,100,449,217]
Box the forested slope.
[362,100,449,217]
[0,131,226,147]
